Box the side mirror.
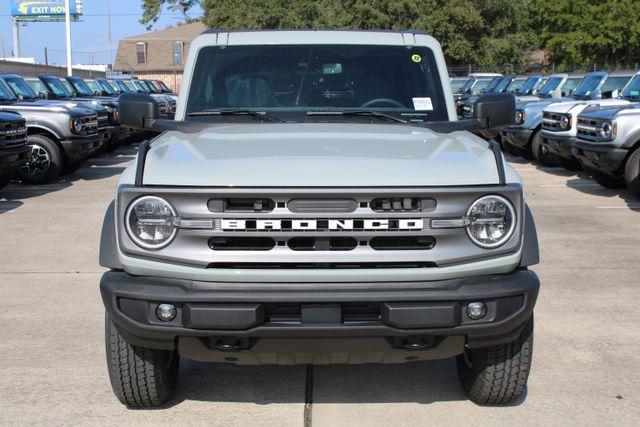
[472,92,515,129]
[94,90,100,96]
[17,93,24,102]
[118,92,160,129]
[38,92,45,99]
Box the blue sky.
[0,0,203,65]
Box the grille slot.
[288,198,357,213]
[370,197,436,212]
[208,198,275,213]
[207,262,437,269]
[370,236,436,250]
[288,237,357,251]
[209,237,275,251]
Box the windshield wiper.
[306,110,408,123]
[187,109,283,122]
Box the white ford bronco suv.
[100,30,540,407]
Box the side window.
[173,41,183,65]
[136,42,147,64]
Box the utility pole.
[108,0,113,67]
[44,47,48,66]
[12,18,21,57]
[65,0,72,76]
[1,36,6,57]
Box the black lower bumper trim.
[101,270,539,358]
[541,134,577,161]
[572,141,628,175]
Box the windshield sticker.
[412,97,433,111]
[411,54,422,63]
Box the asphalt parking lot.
[1,144,639,426]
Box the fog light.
[156,303,176,322]
[466,302,487,320]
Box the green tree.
[533,0,640,68]
[198,0,538,67]
[140,0,200,29]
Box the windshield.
[470,79,493,95]
[58,79,76,96]
[507,78,525,93]
[602,76,632,96]
[620,75,640,99]
[186,44,448,122]
[485,77,502,93]
[84,79,100,94]
[562,78,581,96]
[157,80,171,92]
[0,79,17,101]
[450,79,467,94]
[3,76,37,99]
[516,77,541,95]
[145,80,161,93]
[133,80,150,92]
[572,75,604,98]
[115,80,132,92]
[97,79,116,96]
[26,79,48,96]
[537,77,563,97]
[494,77,513,93]
[67,77,93,96]
[42,77,72,97]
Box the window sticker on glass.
[412,97,433,111]
[411,54,422,63]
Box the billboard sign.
[10,1,83,21]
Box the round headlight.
[466,195,516,248]
[560,115,571,130]
[72,118,83,133]
[601,121,612,138]
[515,110,525,124]
[125,196,177,249]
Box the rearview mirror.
[118,93,160,129]
[472,93,515,129]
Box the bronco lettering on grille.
[221,218,426,231]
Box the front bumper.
[0,143,30,174]
[541,134,577,161]
[500,127,533,148]
[60,133,101,162]
[572,140,628,177]
[101,269,539,364]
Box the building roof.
[123,22,208,41]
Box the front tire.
[624,147,640,199]
[16,134,62,185]
[457,317,533,404]
[588,168,625,189]
[531,131,557,166]
[105,314,179,408]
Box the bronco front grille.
[576,117,606,141]
[542,112,564,131]
[118,186,523,268]
[0,120,27,147]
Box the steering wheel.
[360,98,405,108]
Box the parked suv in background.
[454,73,503,112]
[100,29,539,408]
[499,72,599,164]
[25,76,116,152]
[0,110,29,190]
[540,70,636,170]
[572,82,640,196]
[0,75,100,184]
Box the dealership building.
[113,22,207,92]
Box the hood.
[11,101,96,116]
[545,98,631,114]
[580,103,639,120]
[142,123,501,187]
